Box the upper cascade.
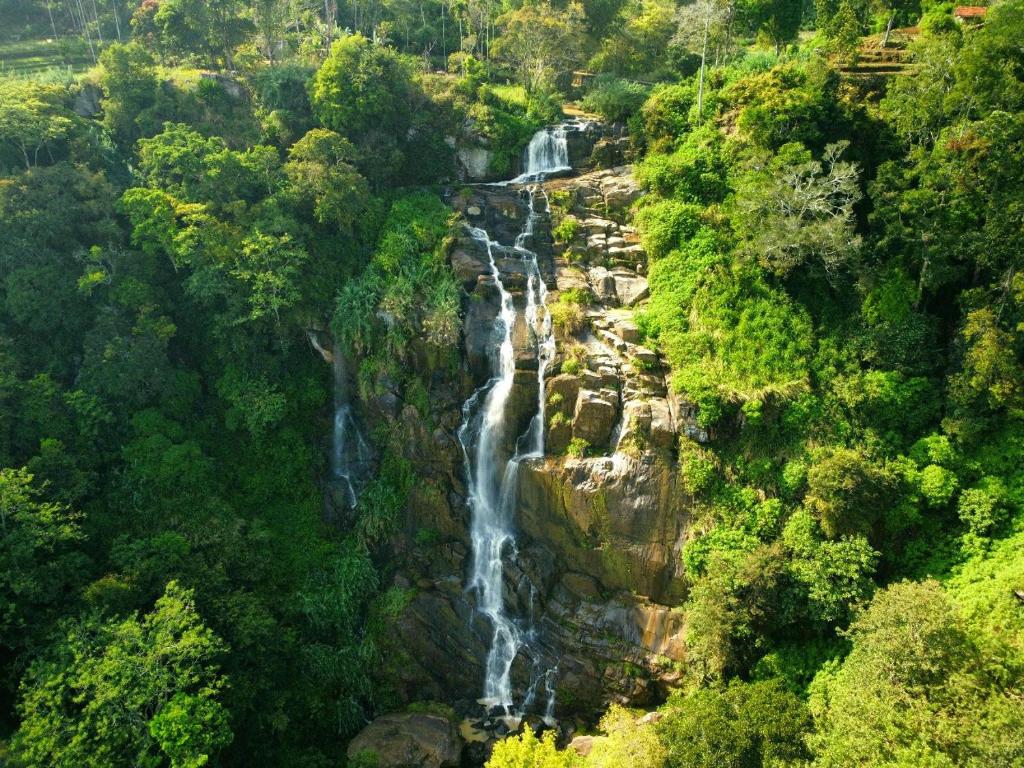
[514,125,570,182]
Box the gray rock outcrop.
[347,713,463,768]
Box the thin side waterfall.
[517,189,557,459]
[457,185,557,717]
[331,350,371,509]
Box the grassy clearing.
[0,37,95,77]
[489,83,529,109]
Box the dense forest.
[0,0,1022,766]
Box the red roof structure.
[953,6,988,19]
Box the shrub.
[679,439,718,495]
[549,294,588,336]
[638,82,696,149]
[635,125,729,203]
[633,200,703,261]
[548,290,589,335]
[566,437,590,458]
[486,727,579,767]
[582,75,649,123]
[552,215,579,243]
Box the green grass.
[489,83,529,109]
[0,37,95,76]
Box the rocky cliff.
[354,153,708,732]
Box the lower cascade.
[458,126,564,718]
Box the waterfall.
[458,225,523,712]
[543,666,558,726]
[457,187,557,716]
[514,125,570,182]
[331,350,371,509]
[520,189,557,459]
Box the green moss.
[406,700,458,724]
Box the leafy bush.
[635,125,728,203]
[582,75,649,123]
[658,680,810,768]
[552,215,579,243]
[566,437,590,458]
[486,727,579,767]
[638,82,696,149]
[633,200,704,261]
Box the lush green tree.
[283,129,371,234]
[803,446,895,539]
[636,124,728,202]
[585,704,666,768]
[808,579,1024,767]
[486,727,581,768]
[0,468,86,679]
[589,0,677,77]
[0,162,121,377]
[880,31,962,146]
[309,34,416,186]
[0,80,77,170]
[638,81,697,150]
[782,508,878,623]
[947,308,1024,435]
[98,42,159,146]
[492,1,586,93]
[13,581,232,768]
[746,0,803,53]
[133,0,253,67]
[658,679,810,768]
[581,76,649,123]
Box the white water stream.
[458,126,567,717]
[512,124,570,182]
[331,349,372,509]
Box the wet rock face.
[347,713,463,768]
[458,147,494,181]
[564,119,605,170]
[73,83,102,117]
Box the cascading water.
[331,350,371,509]
[513,125,570,182]
[458,127,566,717]
[458,225,523,712]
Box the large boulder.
[450,242,488,289]
[573,389,618,448]
[612,271,649,307]
[72,83,102,117]
[347,713,463,768]
[517,453,687,601]
[588,267,617,304]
